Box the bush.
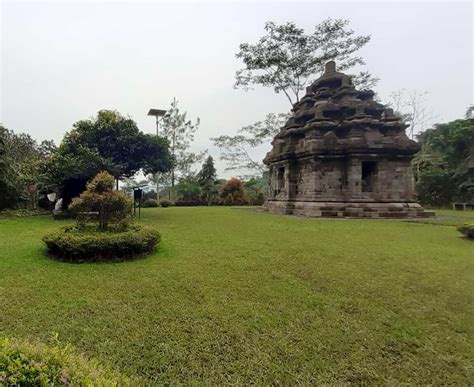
[457,223,474,239]
[160,199,173,208]
[416,169,458,207]
[0,337,131,385]
[43,224,160,262]
[221,178,247,205]
[69,171,131,231]
[142,198,159,207]
[143,190,157,201]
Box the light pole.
[147,108,167,203]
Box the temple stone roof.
[264,61,419,164]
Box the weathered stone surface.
[263,61,433,218]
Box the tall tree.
[465,105,474,119]
[0,127,18,209]
[415,117,474,206]
[211,113,289,177]
[235,19,377,106]
[160,98,205,195]
[0,126,56,209]
[198,156,218,206]
[43,110,172,206]
[63,110,172,185]
[176,174,202,203]
[387,89,437,139]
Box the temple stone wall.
[263,61,433,218]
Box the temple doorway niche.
[361,161,377,193]
[277,167,285,193]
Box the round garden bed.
[43,224,160,262]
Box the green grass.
[411,208,474,226]
[0,207,472,384]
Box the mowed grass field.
[0,207,472,384]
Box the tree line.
[1,18,472,210]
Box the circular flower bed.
[0,337,131,384]
[43,224,160,262]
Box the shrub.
[43,224,160,262]
[160,199,173,208]
[69,171,131,231]
[220,178,247,205]
[416,169,457,207]
[142,198,159,208]
[0,337,131,385]
[457,223,474,239]
[143,190,157,201]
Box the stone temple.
[263,61,433,218]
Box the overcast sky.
[1,0,473,178]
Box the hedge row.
[43,224,160,262]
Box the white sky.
[1,0,473,178]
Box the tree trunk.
[171,169,175,200]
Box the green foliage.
[417,118,474,169]
[244,176,267,205]
[0,337,130,384]
[142,198,159,208]
[220,177,246,205]
[68,110,172,178]
[212,113,289,176]
[161,98,205,192]
[0,128,18,209]
[176,175,202,202]
[160,199,173,208]
[43,224,160,262]
[0,126,55,209]
[457,223,474,239]
[198,156,218,205]
[235,19,376,106]
[415,118,474,205]
[69,171,131,231]
[143,190,157,201]
[415,169,457,207]
[42,110,172,205]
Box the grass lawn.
[0,207,472,384]
[413,208,474,226]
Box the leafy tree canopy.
[415,117,474,205]
[66,110,171,177]
[220,177,246,205]
[212,113,289,177]
[44,110,172,188]
[0,126,56,209]
[160,98,205,191]
[235,19,377,106]
[176,174,202,202]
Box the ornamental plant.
[0,337,131,384]
[69,171,131,231]
[220,178,247,205]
